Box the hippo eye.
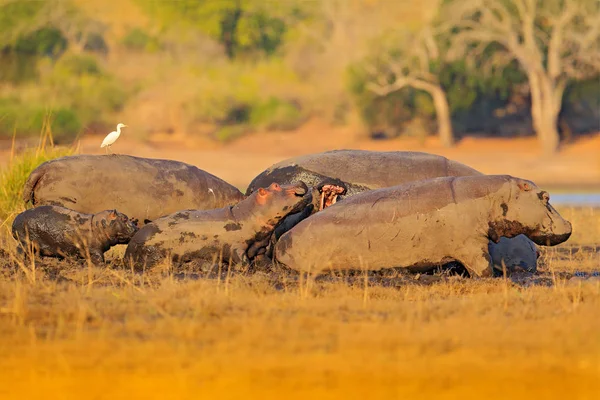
[537,191,550,203]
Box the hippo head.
[311,178,348,212]
[489,178,572,246]
[251,182,309,226]
[95,209,140,245]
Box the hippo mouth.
[529,231,572,246]
[318,184,346,210]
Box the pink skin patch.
[319,185,346,211]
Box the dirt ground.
[0,125,599,399]
[2,120,599,191]
[0,223,599,400]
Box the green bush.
[121,28,162,52]
[48,54,129,127]
[0,143,75,222]
[53,53,101,76]
[249,97,304,131]
[0,101,81,143]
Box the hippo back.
[246,149,482,195]
[23,154,244,225]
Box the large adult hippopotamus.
[274,176,572,278]
[124,182,309,271]
[246,149,482,198]
[246,149,539,273]
[23,155,245,226]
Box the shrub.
[121,28,162,52]
[249,97,304,131]
[48,54,129,128]
[0,103,80,141]
[0,138,75,222]
[0,101,82,143]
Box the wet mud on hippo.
[247,149,539,273]
[275,175,572,278]
[12,205,139,264]
[22,154,245,226]
[124,182,309,271]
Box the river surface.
[552,193,600,207]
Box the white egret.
[100,123,127,154]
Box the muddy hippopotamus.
[246,149,481,197]
[274,175,572,278]
[124,182,309,271]
[246,149,540,273]
[12,205,139,264]
[23,154,245,226]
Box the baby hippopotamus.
[12,205,139,264]
[124,182,309,271]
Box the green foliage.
[139,0,293,59]
[121,28,162,52]
[48,54,128,127]
[346,63,416,131]
[0,0,45,48]
[249,97,304,131]
[0,142,75,222]
[53,53,101,76]
[1,0,599,143]
[13,28,67,57]
[0,52,38,83]
[0,100,82,143]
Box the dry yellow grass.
[0,206,599,400]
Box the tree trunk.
[528,72,564,154]
[429,85,454,148]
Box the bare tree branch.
[444,0,600,153]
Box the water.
[551,193,600,207]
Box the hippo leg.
[246,239,269,260]
[88,250,105,265]
[456,245,494,278]
[232,247,249,265]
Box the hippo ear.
[517,181,533,192]
[108,210,118,220]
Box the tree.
[141,0,291,59]
[364,25,455,147]
[0,0,104,55]
[447,0,600,153]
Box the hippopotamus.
[274,175,572,278]
[22,154,245,226]
[246,149,482,198]
[246,149,540,273]
[12,205,139,264]
[124,182,309,271]
[490,236,539,273]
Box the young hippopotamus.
[22,154,245,226]
[12,205,139,264]
[274,175,572,278]
[124,182,309,271]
